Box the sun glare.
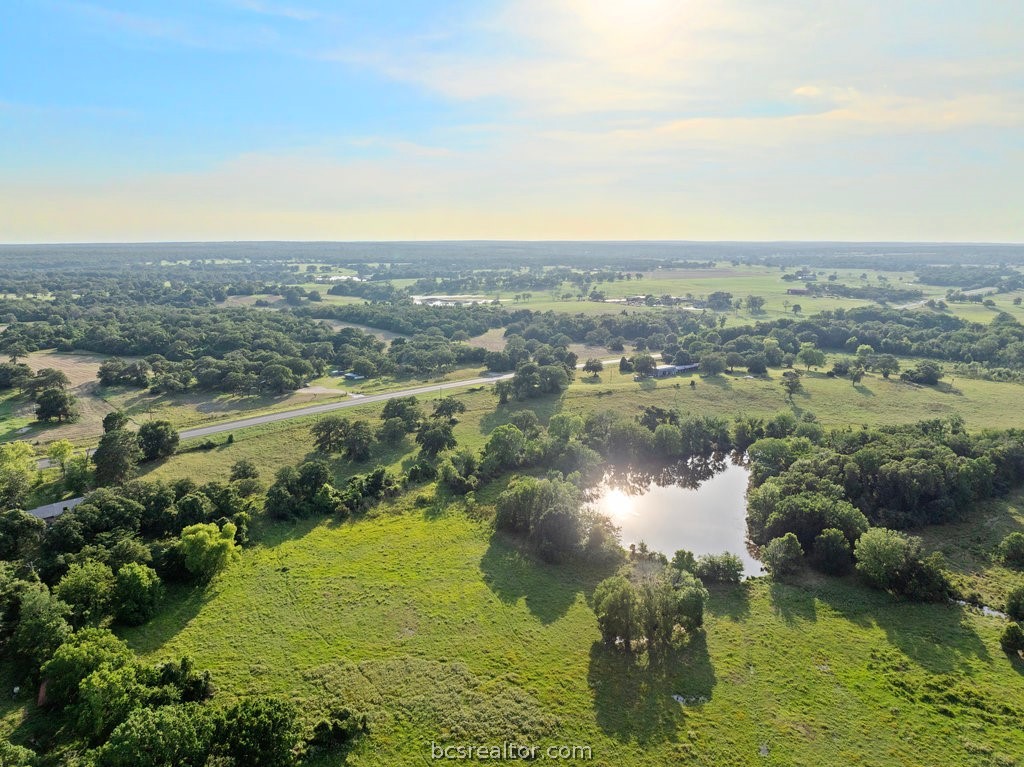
[600,487,635,522]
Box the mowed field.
[104,504,1024,767]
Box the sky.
[1,0,1022,243]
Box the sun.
[598,487,635,522]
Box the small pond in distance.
[587,458,763,577]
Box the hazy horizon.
[3,2,1022,243]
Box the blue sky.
[1,0,1022,242]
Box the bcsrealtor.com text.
[429,741,593,761]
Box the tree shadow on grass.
[478,398,564,434]
[587,633,716,746]
[479,531,610,625]
[769,580,818,624]
[814,579,992,674]
[705,581,752,622]
[117,582,218,655]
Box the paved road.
[26,357,623,517]
[896,285,999,310]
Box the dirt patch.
[466,328,507,351]
[24,350,110,386]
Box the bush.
[1000,622,1024,655]
[811,528,853,575]
[98,703,214,767]
[1001,532,1024,569]
[179,522,239,582]
[1006,584,1024,622]
[693,552,744,584]
[212,697,302,767]
[854,528,952,602]
[762,533,804,579]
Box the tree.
[138,421,179,461]
[380,396,422,431]
[179,522,239,582]
[850,366,865,386]
[432,396,466,420]
[693,553,744,583]
[415,421,456,457]
[1001,622,1024,655]
[781,371,803,401]
[41,628,135,708]
[212,697,302,767]
[874,355,900,379]
[54,560,116,628]
[11,583,72,670]
[1006,584,1024,622]
[0,441,36,509]
[699,353,727,377]
[811,528,853,575]
[98,703,215,767]
[114,563,164,626]
[583,358,604,378]
[340,420,375,461]
[258,364,299,394]
[797,343,826,370]
[725,352,745,373]
[311,415,348,453]
[35,387,79,423]
[631,354,656,377]
[102,411,130,433]
[792,303,802,314]
[1001,532,1024,569]
[47,439,75,478]
[28,368,70,395]
[593,575,637,651]
[230,460,259,482]
[761,533,804,578]
[854,528,951,601]
[93,429,142,486]
[745,295,766,313]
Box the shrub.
[1001,532,1024,569]
[762,533,804,579]
[1000,622,1024,655]
[811,528,853,575]
[114,563,164,626]
[1006,584,1024,622]
[693,552,744,584]
[54,560,115,628]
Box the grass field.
[96,504,1024,767]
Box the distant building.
[652,363,700,378]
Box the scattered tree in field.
[745,295,766,313]
[593,575,636,651]
[432,396,466,420]
[791,303,802,314]
[229,460,259,482]
[380,396,422,431]
[699,353,727,377]
[631,354,657,377]
[850,366,865,386]
[1001,622,1024,655]
[1006,584,1024,622]
[137,420,179,461]
[797,343,826,370]
[1001,532,1024,569]
[594,567,706,652]
[583,358,604,378]
[93,429,142,486]
[36,387,79,422]
[781,370,803,401]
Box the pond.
[587,458,763,577]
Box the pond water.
[587,458,763,576]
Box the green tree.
[1006,584,1024,622]
[229,460,259,482]
[35,387,79,423]
[11,583,72,670]
[311,415,348,453]
[780,371,803,401]
[114,563,164,626]
[47,439,75,478]
[102,411,130,433]
[93,429,142,486]
[1000,532,1024,568]
[811,528,853,575]
[98,703,214,767]
[137,421,179,461]
[1001,622,1024,655]
[0,441,36,510]
[631,354,657,377]
[41,628,135,708]
[582,358,604,378]
[432,396,467,420]
[179,522,239,582]
[212,697,302,767]
[699,353,727,376]
[54,560,115,627]
[415,421,456,457]
[593,575,637,651]
[797,343,826,370]
[761,533,804,579]
[340,420,375,461]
